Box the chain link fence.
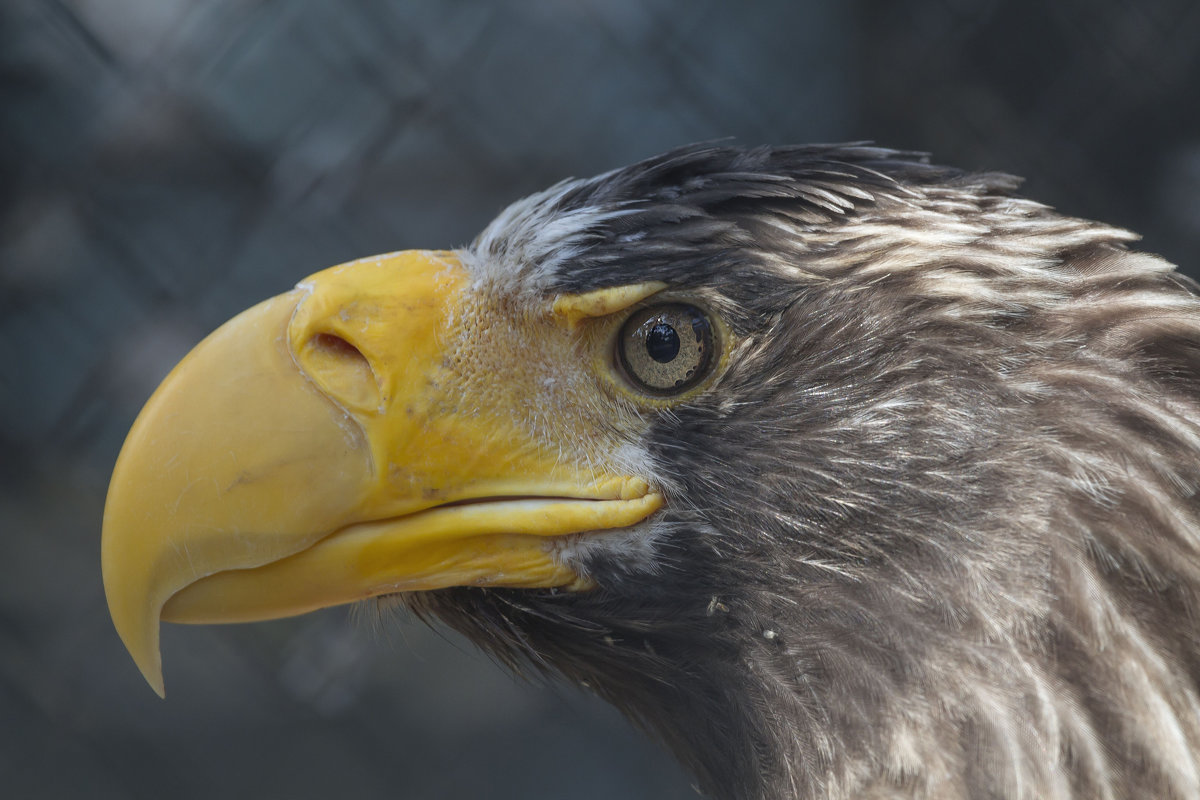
[2,1,1197,797]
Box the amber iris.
[618,303,715,396]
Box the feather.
[410,144,1200,799]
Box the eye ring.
[616,303,717,396]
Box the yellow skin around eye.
[551,284,731,409]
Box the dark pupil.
[645,322,680,363]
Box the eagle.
[102,144,1200,799]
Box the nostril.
[300,332,381,411]
[311,332,367,364]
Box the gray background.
[2,1,1198,797]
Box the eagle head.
[103,144,1200,799]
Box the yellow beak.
[102,250,661,696]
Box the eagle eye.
[617,303,715,396]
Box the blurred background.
[2,0,1198,797]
